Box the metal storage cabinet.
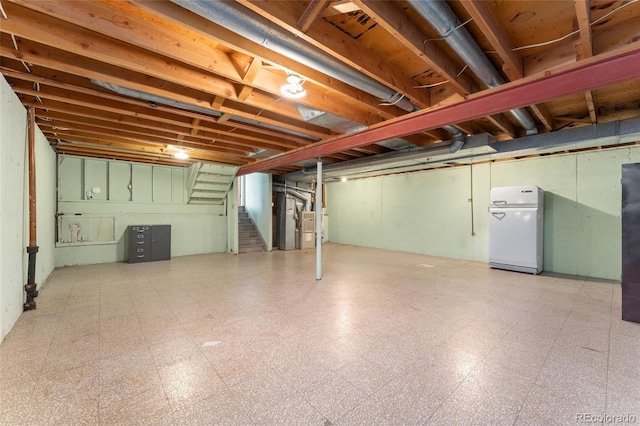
[128,225,171,263]
[150,225,171,261]
[622,164,640,323]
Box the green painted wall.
[327,145,640,280]
[1,76,56,341]
[55,156,228,266]
[227,179,239,254]
[244,173,272,251]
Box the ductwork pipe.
[442,125,466,152]
[172,0,465,150]
[172,0,416,113]
[285,129,482,181]
[273,182,315,194]
[408,0,538,135]
[272,185,310,210]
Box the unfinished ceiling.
[1,0,639,175]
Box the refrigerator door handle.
[492,200,508,205]
[491,211,506,220]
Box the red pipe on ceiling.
[237,45,640,176]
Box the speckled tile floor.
[1,243,639,425]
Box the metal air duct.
[408,0,538,135]
[172,0,417,113]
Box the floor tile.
[426,363,534,425]
[0,245,632,425]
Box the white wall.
[244,172,272,251]
[1,76,56,341]
[327,145,640,280]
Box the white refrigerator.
[489,185,544,274]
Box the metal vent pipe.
[172,0,417,113]
[407,0,538,135]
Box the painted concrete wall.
[1,76,56,341]
[227,179,239,254]
[327,145,640,280]
[35,118,57,292]
[55,156,228,266]
[244,173,272,251]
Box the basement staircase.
[187,162,238,205]
[238,206,267,254]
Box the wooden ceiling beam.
[37,119,264,156]
[352,0,475,97]
[0,7,354,134]
[46,131,251,164]
[353,0,533,139]
[459,0,556,132]
[486,114,517,138]
[54,145,191,167]
[237,85,254,102]
[575,0,597,123]
[98,0,412,120]
[459,0,523,81]
[32,108,296,154]
[0,38,334,139]
[2,53,331,144]
[249,67,394,125]
[43,129,245,159]
[29,100,276,150]
[239,0,437,106]
[297,0,331,33]
[190,119,200,136]
[24,96,308,150]
[54,141,244,166]
[584,89,598,123]
[237,44,640,175]
[529,105,556,132]
[242,58,263,83]
[0,2,238,95]
[574,0,594,59]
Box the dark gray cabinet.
[128,225,171,263]
[622,163,640,323]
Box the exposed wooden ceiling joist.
[0,0,638,174]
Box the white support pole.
[316,161,323,280]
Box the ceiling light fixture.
[280,74,307,99]
[174,150,189,160]
[168,144,189,159]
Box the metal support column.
[316,161,322,280]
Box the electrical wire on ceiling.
[32,81,43,103]
[0,2,7,19]
[511,0,639,52]
[379,92,406,106]
[414,80,448,89]
[8,32,32,73]
[423,17,474,43]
